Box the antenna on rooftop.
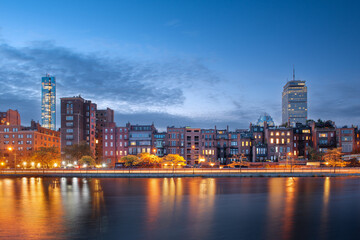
[293,65,295,81]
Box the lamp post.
[288,152,292,173]
[8,147,17,173]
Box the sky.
[0,0,360,130]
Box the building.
[41,74,56,130]
[0,109,21,126]
[0,120,60,167]
[200,128,217,163]
[95,108,115,161]
[60,96,97,156]
[185,128,201,165]
[336,127,357,153]
[264,122,293,162]
[310,121,336,153]
[102,124,129,166]
[282,71,307,126]
[128,124,156,155]
[153,132,166,156]
[166,127,185,157]
[256,113,275,127]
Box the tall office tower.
[60,96,97,156]
[282,69,308,126]
[41,74,56,130]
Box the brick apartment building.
[0,119,60,167]
[60,96,97,156]
[0,109,21,126]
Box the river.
[0,177,359,240]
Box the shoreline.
[1,172,360,178]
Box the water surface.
[0,177,359,240]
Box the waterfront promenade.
[1,168,360,177]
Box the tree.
[323,148,345,172]
[64,142,92,161]
[307,146,323,162]
[347,158,360,167]
[31,147,61,169]
[162,154,187,167]
[120,155,141,167]
[137,152,161,167]
[79,155,96,167]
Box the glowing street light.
[31,162,35,167]
[54,163,58,168]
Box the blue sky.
[0,0,360,130]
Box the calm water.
[0,177,360,240]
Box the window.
[66,141,72,146]
[66,135,73,140]
[13,128,18,132]
[66,122,73,127]
[26,140,32,144]
[319,133,328,138]
[66,129,73,133]
[26,134,32,138]
[66,116,73,121]
[18,134,23,138]
[270,138,274,144]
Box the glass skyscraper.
[41,74,56,130]
[282,79,307,126]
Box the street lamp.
[288,152,292,173]
[8,147,17,172]
[23,162,27,169]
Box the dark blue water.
[0,177,360,240]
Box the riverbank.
[1,169,360,178]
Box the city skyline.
[1,0,360,129]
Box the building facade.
[0,120,60,167]
[95,108,115,161]
[41,74,56,130]
[60,96,97,156]
[0,109,21,126]
[282,78,308,126]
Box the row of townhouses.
[58,96,360,167]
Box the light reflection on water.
[1,177,360,240]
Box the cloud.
[0,41,226,128]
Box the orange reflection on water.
[0,177,65,239]
[0,177,102,240]
[282,177,297,240]
[145,178,216,239]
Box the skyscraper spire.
[293,65,295,80]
